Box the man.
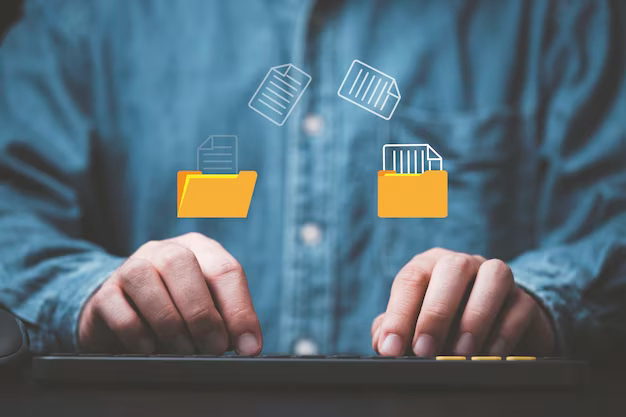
[0,0,624,357]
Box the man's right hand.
[78,233,262,355]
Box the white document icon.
[383,144,443,174]
[197,135,238,174]
[249,64,312,126]
[338,60,401,120]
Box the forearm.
[0,210,124,353]
[510,215,626,358]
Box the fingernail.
[454,332,475,356]
[489,338,507,356]
[237,332,260,356]
[173,334,195,354]
[201,331,227,354]
[413,334,436,357]
[381,333,403,356]
[137,337,155,354]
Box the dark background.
[0,0,23,43]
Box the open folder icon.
[177,171,257,218]
[378,144,448,218]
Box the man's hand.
[372,248,556,357]
[79,233,262,355]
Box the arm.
[0,1,124,352]
[372,0,625,358]
[0,2,263,356]
[510,0,626,357]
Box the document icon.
[249,63,312,126]
[338,60,401,120]
[178,136,257,218]
[378,144,448,218]
[197,135,238,174]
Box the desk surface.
[1,365,624,417]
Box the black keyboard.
[32,354,587,388]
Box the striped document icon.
[382,144,443,174]
[249,64,312,126]
[338,60,401,120]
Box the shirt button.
[303,114,323,136]
[300,223,322,246]
[294,338,319,356]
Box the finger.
[485,287,535,356]
[371,313,384,353]
[92,284,156,354]
[79,293,125,353]
[377,248,453,356]
[513,301,557,356]
[135,242,228,354]
[412,253,482,356]
[371,313,384,337]
[453,259,514,356]
[171,233,262,356]
[115,257,195,354]
[373,327,381,353]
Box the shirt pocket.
[378,106,538,279]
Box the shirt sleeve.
[0,1,124,353]
[510,0,626,358]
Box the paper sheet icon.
[249,63,312,126]
[338,60,401,120]
[197,135,238,175]
[382,144,443,174]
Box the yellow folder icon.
[177,171,257,218]
[378,170,448,218]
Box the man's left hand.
[372,248,556,357]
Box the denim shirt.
[0,0,624,356]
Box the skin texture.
[79,233,262,355]
[372,248,556,357]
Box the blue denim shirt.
[0,0,625,356]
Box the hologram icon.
[197,135,238,175]
[249,64,312,126]
[338,60,401,120]
[178,136,257,218]
[378,144,448,218]
[382,143,443,174]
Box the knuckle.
[481,259,513,282]
[186,305,215,325]
[384,310,414,332]
[154,306,184,332]
[94,284,117,304]
[463,306,491,325]
[183,232,213,245]
[140,240,160,251]
[425,247,448,257]
[399,260,430,289]
[158,244,196,270]
[421,301,452,323]
[439,253,474,272]
[112,313,141,333]
[224,303,257,326]
[210,258,244,281]
[118,258,155,287]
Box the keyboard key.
[471,356,502,361]
[506,356,536,361]
[436,356,466,360]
